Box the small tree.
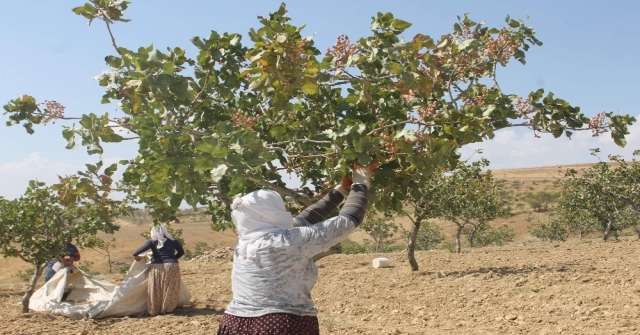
[402,221,444,251]
[0,164,130,312]
[465,224,516,247]
[560,150,633,241]
[554,204,598,241]
[527,214,569,242]
[360,213,399,252]
[88,235,117,274]
[524,191,559,212]
[430,159,510,253]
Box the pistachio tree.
[0,163,130,312]
[561,157,629,241]
[3,2,635,240]
[558,150,640,241]
[429,159,510,253]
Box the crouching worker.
[132,223,185,316]
[44,241,81,282]
[218,163,376,335]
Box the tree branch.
[104,21,121,55]
[245,174,314,206]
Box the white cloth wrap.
[150,223,175,249]
[231,189,294,259]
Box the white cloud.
[460,115,640,170]
[0,153,81,199]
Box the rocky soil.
[2,239,640,334]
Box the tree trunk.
[407,220,421,271]
[107,251,112,274]
[578,230,584,242]
[602,219,613,241]
[21,263,44,313]
[455,225,463,253]
[467,228,477,248]
[632,226,640,241]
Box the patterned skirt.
[147,262,181,316]
[217,313,319,335]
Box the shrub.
[471,225,516,247]
[117,263,130,274]
[339,239,403,255]
[340,239,368,255]
[528,216,568,242]
[404,222,445,251]
[77,260,100,276]
[439,241,457,253]
[184,241,220,260]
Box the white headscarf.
[150,223,175,249]
[231,189,294,259]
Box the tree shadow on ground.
[172,304,225,316]
[423,262,580,278]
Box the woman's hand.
[333,176,353,196]
[352,161,379,188]
[134,255,143,262]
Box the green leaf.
[300,78,318,94]
[163,62,175,74]
[391,19,412,31]
[384,62,404,74]
[104,163,118,177]
[194,155,216,171]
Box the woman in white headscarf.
[132,223,185,316]
[218,164,375,335]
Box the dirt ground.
[2,238,640,335]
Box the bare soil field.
[2,163,635,334]
[2,239,640,334]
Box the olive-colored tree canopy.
[0,163,131,312]
[3,1,635,228]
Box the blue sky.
[1,0,639,199]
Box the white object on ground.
[372,258,390,268]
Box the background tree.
[527,214,569,242]
[554,202,598,241]
[464,224,516,248]
[0,166,130,312]
[561,156,630,241]
[523,191,559,212]
[401,221,445,252]
[87,235,117,274]
[430,159,510,253]
[360,212,399,252]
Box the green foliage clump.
[77,260,100,276]
[403,222,445,251]
[469,224,516,247]
[360,214,399,252]
[523,191,559,212]
[340,239,404,255]
[528,216,568,242]
[117,264,130,274]
[184,241,220,260]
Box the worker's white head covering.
[150,223,175,249]
[231,189,293,258]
